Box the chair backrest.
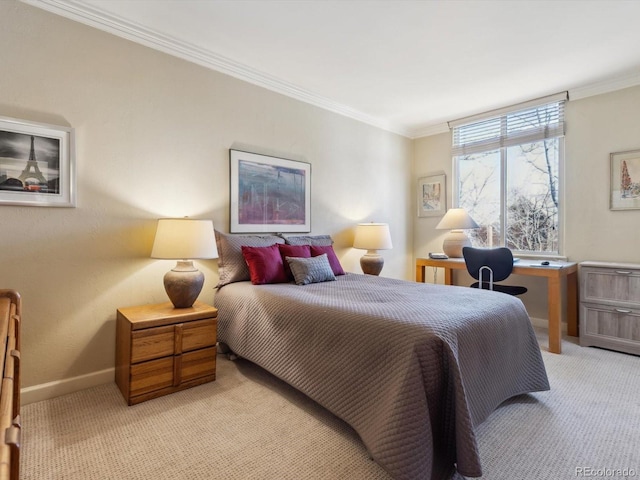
[462,247,514,283]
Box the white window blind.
[450,92,567,156]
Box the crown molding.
[409,123,450,139]
[568,70,640,101]
[22,0,413,138]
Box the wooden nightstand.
[115,301,217,405]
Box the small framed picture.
[229,149,311,233]
[610,149,640,210]
[417,173,446,217]
[0,115,76,207]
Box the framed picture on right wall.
[611,149,640,210]
[417,173,446,217]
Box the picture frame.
[229,149,311,233]
[0,115,76,207]
[417,173,446,217]
[610,149,640,210]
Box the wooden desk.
[416,257,578,354]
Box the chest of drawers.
[0,290,21,480]
[580,261,640,355]
[115,301,217,405]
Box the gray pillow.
[215,231,285,287]
[281,234,334,246]
[285,254,336,285]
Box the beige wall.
[0,1,412,395]
[414,85,640,320]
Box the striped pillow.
[215,231,285,287]
[285,254,336,286]
[281,234,334,246]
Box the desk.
[415,257,578,354]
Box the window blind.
[450,92,567,156]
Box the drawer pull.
[614,270,633,275]
[614,308,632,314]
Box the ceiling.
[24,0,640,138]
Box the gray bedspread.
[214,273,549,480]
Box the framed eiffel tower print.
[0,115,76,207]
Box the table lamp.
[353,222,393,275]
[151,218,218,308]
[435,208,479,258]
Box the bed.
[213,232,550,480]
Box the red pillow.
[241,244,289,285]
[278,244,311,279]
[310,245,345,275]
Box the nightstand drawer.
[130,318,217,364]
[130,357,174,397]
[131,326,175,363]
[182,319,217,352]
[182,347,217,382]
[129,347,217,398]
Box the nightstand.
[115,301,217,405]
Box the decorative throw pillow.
[310,245,345,276]
[278,244,311,279]
[285,254,336,286]
[215,231,285,287]
[281,234,334,246]
[241,244,289,285]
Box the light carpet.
[21,331,640,479]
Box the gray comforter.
[215,273,549,479]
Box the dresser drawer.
[580,303,640,355]
[131,318,216,364]
[581,266,640,306]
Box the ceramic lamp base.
[442,230,472,258]
[360,251,384,276]
[163,260,204,308]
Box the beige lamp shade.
[151,218,218,260]
[151,218,218,308]
[435,208,479,258]
[353,223,393,251]
[435,208,479,231]
[353,222,392,275]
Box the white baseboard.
[22,367,115,405]
[529,316,567,333]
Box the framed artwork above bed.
[229,149,311,233]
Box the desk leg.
[416,265,426,283]
[566,271,578,337]
[548,276,562,354]
[444,268,454,286]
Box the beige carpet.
[21,331,640,480]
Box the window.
[451,93,566,255]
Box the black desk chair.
[462,246,527,296]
